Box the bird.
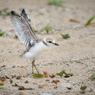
[10,9,59,74]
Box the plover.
[10,9,59,73]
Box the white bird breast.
[24,42,48,59]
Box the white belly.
[24,42,48,59]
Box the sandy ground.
[0,0,95,95]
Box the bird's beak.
[54,43,59,46]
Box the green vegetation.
[67,73,73,76]
[0,83,4,86]
[43,25,52,34]
[56,70,73,77]
[80,86,87,91]
[0,32,5,36]
[86,15,95,26]
[48,0,65,6]
[32,73,44,78]
[11,75,14,78]
[60,33,70,39]
[1,65,6,67]
[33,28,38,33]
[14,35,18,39]
[56,70,65,77]
[0,8,10,16]
[10,79,13,83]
[91,75,95,79]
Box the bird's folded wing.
[10,9,38,47]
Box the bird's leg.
[32,60,34,74]
[32,60,39,73]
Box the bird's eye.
[49,41,52,43]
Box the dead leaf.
[51,80,60,85]
[24,88,33,90]
[49,74,55,79]
[16,76,21,79]
[50,63,55,65]
[80,91,85,94]
[12,83,18,87]
[18,86,25,90]
[18,86,33,90]
[38,84,48,88]
[5,76,9,79]
[89,89,93,92]
[0,77,6,82]
[69,19,80,23]
[19,92,24,95]
[33,83,37,85]
[25,80,29,83]
[64,75,70,78]
[46,79,49,81]
[54,86,58,89]
[67,87,72,90]
[43,71,49,77]
[20,66,25,68]
[23,76,26,78]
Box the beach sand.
[0,0,95,94]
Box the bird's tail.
[19,47,30,58]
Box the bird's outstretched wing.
[10,9,38,47]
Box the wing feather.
[10,10,38,47]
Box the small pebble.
[67,64,70,66]
[73,82,76,85]
[61,83,72,88]
[12,65,16,68]
[41,92,52,95]
[29,76,32,78]
[81,82,85,84]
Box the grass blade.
[91,75,95,79]
[86,15,95,26]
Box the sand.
[0,0,95,95]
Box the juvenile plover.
[10,9,59,73]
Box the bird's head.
[43,38,59,47]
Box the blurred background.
[0,0,95,32]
